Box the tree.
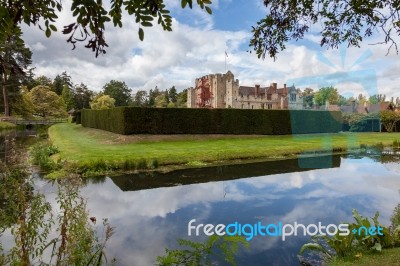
[132,90,148,107]
[12,86,34,118]
[27,85,67,118]
[338,95,351,106]
[250,0,400,59]
[61,84,76,111]
[357,93,368,105]
[52,72,73,95]
[90,94,115,110]
[314,86,339,106]
[52,75,64,96]
[32,75,53,88]
[369,94,386,104]
[0,31,32,116]
[176,89,188,108]
[74,83,93,109]
[301,88,314,108]
[168,86,177,103]
[164,89,170,104]
[381,110,400,132]
[102,80,131,107]
[1,0,212,57]
[155,93,168,107]
[148,87,161,107]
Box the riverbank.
[0,121,16,129]
[49,123,400,176]
[329,247,400,265]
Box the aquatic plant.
[1,141,115,265]
[299,209,396,263]
[156,235,249,266]
[30,141,59,170]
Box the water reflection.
[1,128,400,265]
[110,156,341,192]
[0,139,114,266]
[73,155,400,265]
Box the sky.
[22,0,400,98]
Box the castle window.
[241,104,244,109]
[261,103,265,109]
[251,105,254,109]
[290,93,296,102]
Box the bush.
[30,142,59,171]
[82,107,343,135]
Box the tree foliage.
[0,32,32,116]
[314,86,339,106]
[74,83,93,109]
[12,86,34,118]
[381,110,400,132]
[301,88,314,108]
[132,90,148,107]
[102,80,131,107]
[90,94,116,110]
[168,86,177,103]
[1,0,212,57]
[338,95,351,106]
[369,94,386,104]
[32,75,53,88]
[53,72,73,95]
[61,84,76,111]
[132,87,187,108]
[27,85,67,118]
[156,236,249,266]
[176,88,188,108]
[250,0,400,59]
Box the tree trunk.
[2,83,9,116]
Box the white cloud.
[20,2,400,98]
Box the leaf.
[141,21,152,27]
[45,29,51,38]
[138,28,144,41]
[205,6,212,15]
[299,243,331,257]
[372,242,382,252]
[181,0,187,8]
[49,24,57,31]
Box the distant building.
[339,101,394,113]
[187,71,303,109]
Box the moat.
[1,128,400,265]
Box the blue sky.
[22,0,400,98]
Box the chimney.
[273,83,277,93]
[255,84,260,97]
[283,84,287,96]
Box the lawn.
[0,121,16,130]
[329,248,400,266]
[49,123,400,173]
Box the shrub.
[82,107,343,135]
[30,142,59,171]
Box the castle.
[187,71,303,110]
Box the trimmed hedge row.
[81,107,343,135]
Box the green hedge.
[81,107,343,135]
[82,107,126,134]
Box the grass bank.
[0,121,16,130]
[329,247,400,265]
[49,123,400,175]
